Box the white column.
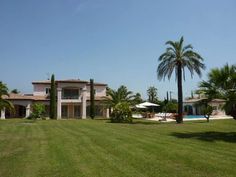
[1,108,6,119]
[81,87,87,119]
[25,104,31,118]
[192,105,196,115]
[57,88,62,119]
[106,108,109,118]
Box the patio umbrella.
[137,102,160,113]
[138,102,160,107]
[135,104,147,109]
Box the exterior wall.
[33,83,107,99]
[208,102,226,115]
[86,85,106,97]
[33,84,50,96]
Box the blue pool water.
[184,115,205,119]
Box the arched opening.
[5,105,26,118]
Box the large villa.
[0,79,109,119]
[0,79,229,120]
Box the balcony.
[61,88,80,101]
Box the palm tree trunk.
[177,64,183,123]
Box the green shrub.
[28,103,46,119]
[203,105,213,122]
[111,102,132,123]
[164,102,178,113]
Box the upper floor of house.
[32,79,107,100]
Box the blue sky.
[0,0,236,100]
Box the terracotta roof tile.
[32,79,107,86]
[2,93,48,101]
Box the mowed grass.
[0,119,235,177]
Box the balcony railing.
[62,95,79,99]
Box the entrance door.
[68,104,74,118]
[74,105,81,118]
[62,105,68,118]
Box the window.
[62,89,79,99]
[46,88,51,94]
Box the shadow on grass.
[131,120,161,125]
[105,119,161,125]
[171,131,236,143]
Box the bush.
[28,103,46,119]
[203,105,213,122]
[164,102,178,113]
[111,102,132,123]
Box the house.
[0,79,109,119]
[183,97,226,116]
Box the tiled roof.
[2,93,48,101]
[184,98,204,103]
[86,82,107,86]
[184,98,226,103]
[32,79,107,86]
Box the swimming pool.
[184,115,205,119]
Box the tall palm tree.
[147,86,158,103]
[157,37,205,123]
[0,82,14,114]
[104,85,134,107]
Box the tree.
[224,90,236,120]
[104,85,134,107]
[157,36,205,123]
[199,64,236,119]
[90,79,95,119]
[147,86,158,103]
[50,74,56,119]
[132,93,143,105]
[0,82,14,113]
[110,102,132,123]
[164,102,178,113]
[29,103,46,119]
[203,105,213,122]
[11,89,20,94]
[104,85,134,123]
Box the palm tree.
[147,86,158,103]
[198,64,236,119]
[0,82,14,114]
[11,89,20,94]
[132,93,143,105]
[104,85,134,107]
[157,37,205,123]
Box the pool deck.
[146,115,233,122]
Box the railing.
[62,95,79,99]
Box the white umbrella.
[138,101,159,107]
[135,104,147,109]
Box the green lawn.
[0,119,235,177]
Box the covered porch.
[61,103,82,119]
